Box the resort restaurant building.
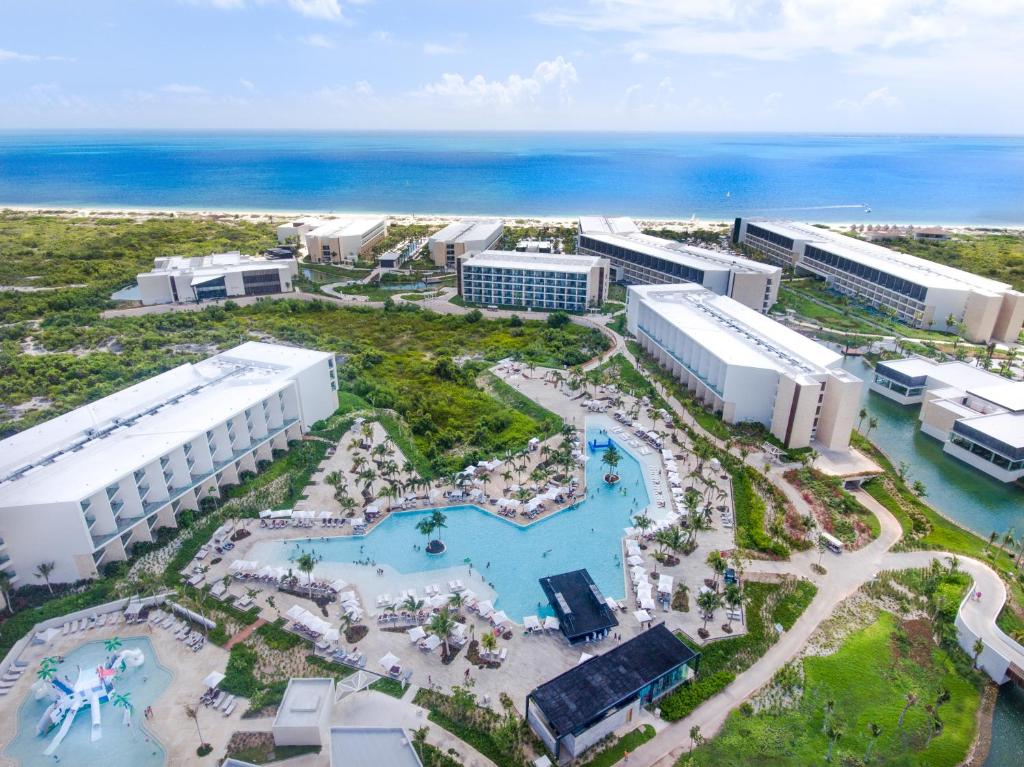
[526,625,699,764]
[539,569,619,646]
[456,251,609,312]
[136,252,297,305]
[734,218,1024,344]
[872,356,1024,482]
[427,218,504,268]
[305,217,388,265]
[0,342,338,585]
[577,216,781,313]
[626,284,863,450]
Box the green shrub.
[660,671,735,721]
[256,619,303,650]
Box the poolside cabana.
[633,609,652,626]
[657,575,674,596]
[203,671,226,689]
[491,610,510,627]
[544,616,560,632]
[407,626,426,643]
[523,615,541,633]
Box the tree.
[184,704,209,752]
[912,480,927,498]
[972,637,985,669]
[293,550,321,597]
[821,698,835,733]
[985,531,998,553]
[689,724,703,753]
[480,631,498,656]
[857,408,868,432]
[428,607,457,657]
[696,590,721,631]
[865,417,878,437]
[825,723,843,763]
[724,583,743,628]
[706,550,726,587]
[415,517,435,549]
[546,311,570,329]
[864,722,882,763]
[633,514,653,536]
[403,594,424,613]
[897,461,909,482]
[0,573,13,614]
[448,592,465,615]
[34,561,56,594]
[897,691,917,728]
[429,509,447,543]
[601,445,622,479]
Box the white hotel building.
[428,219,504,268]
[137,252,297,305]
[870,357,1024,482]
[0,343,338,585]
[734,219,1024,344]
[304,217,388,265]
[627,284,862,450]
[578,217,781,313]
[457,251,610,312]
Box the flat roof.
[744,220,1012,293]
[274,678,334,729]
[631,284,843,376]
[580,220,778,277]
[330,727,422,767]
[956,412,1024,450]
[463,250,603,273]
[529,624,696,736]
[429,219,503,244]
[967,382,1024,413]
[308,217,386,238]
[0,342,331,504]
[876,357,938,380]
[539,569,618,641]
[929,361,1007,392]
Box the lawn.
[886,233,1024,292]
[579,725,655,767]
[686,612,980,767]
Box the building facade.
[578,216,781,313]
[427,219,504,268]
[305,218,388,265]
[871,356,1024,482]
[734,219,1024,343]
[0,343,338,585]
[137,252,297,305]
[457,251,609,311]
[627,284,862,450]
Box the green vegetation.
[642,228,727,247]
[256,619,304,650]
[485,373,564,436]
[886,232,1024,292]
[732,468,789,558]
[579,725,656,767]
[785,467,879,547]
[368,677,408,698]
[226,742,321,765]
[661,580,817,721]
[413,687,528,767]
[499,225,578,254]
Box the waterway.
[840,356,1023,538]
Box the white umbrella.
[202,671,225,689]
[428,594,449,609]
[543,616,560,631]
[477,600,495,616]
[626,555,644,566]
[658,575,674,593]
[639,597,656,611]
[323,628,340,643]
[577,652,593,665]
[338,590,358,603]
[285,604,307,621]
[523,615,541,631]
[407,626,426,642]
[421,634,442,651]
[350,516,366,527]
[365,505,380,515]
[490,610,510,626]
[633,609,652,624]
[379,652,400,671]
[331,579,348,591]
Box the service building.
[305,217,388,265]
[136,252,297,305]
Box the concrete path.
[225,618,267,649]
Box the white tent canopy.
[202,671,225,689]
[633,609,652,624]
[407,626,426,642]
[490,610,510,626]
[543,616,560,630]
[379,652,400,671]
[523,615,540,631]
[658,575,674,593]
[577,652,594,665]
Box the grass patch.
[733,467,790,558]
[687,612,981,766]
[579,725,656,767]
[226,741,321,765]
[425,710,516,767]
[368,677,408,698]
[485,373,564,437]
[256,619,304,650]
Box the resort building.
[626,284,863,450]
[456,251,610,312]
[329,727,424,767]
[539,569,619,645]
[427,219,504,268]
[305,217,388,265]
[516,239,557,253]
[577,216,781,313]
[0,342,338,585]
[733,219,1024,343]
[136,252,297,305]
[526,624,699,764]
[273,678,335,747]
[276,217,322,245]
[871,356,1024,482]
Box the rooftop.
[329,727,423,767]
[539,569,618,642]
[529,624,697,736]
[308,217,386,239]
[967,381,1024,413]
[274,677,334,729]
[429,218,503,244]
[876,357,939,380]
[581,216,778,276]
[744,220,1013,293]
[463,250,604,274]
[631,284,843,377]
[954,412,1024,450]
[0,342,332,504]
[144,252,292,276]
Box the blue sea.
[0,132,1022,223]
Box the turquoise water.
[3,637,170,767]
[841,356,1023,537]
[1,132,1022,222]
[986,684,1024,767]
[255,426,649,620]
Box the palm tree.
[864,722,882,763]
[825,723,842,763]
[1001,529,1016,563]
[689,724,703,753]
[293,550,321,597]
[415,517,435,549]
[402,594,424,613]
[696,590,721,631]
[601,445,621,480]
[857,408,868,431]
[821,698,835,733]
[448,592,465,615]
[34,561,56,594]
[428,607,457,657]
[897,691,917,728]
[104,636,123,653]
[972,637,985,668]
[706,551,726,587]
[0,573,13,614]
[633,514,653,536]
[501,470,514,494]
[184,704,208,751]
[480,631,498,657]
[985,531,998,553]
[428,510,447,543]
[724,583,743,629]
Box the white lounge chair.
[223,700,236,717]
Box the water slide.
[43,698,82,756]
[90,694,102,741]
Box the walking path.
[225,618,267,649]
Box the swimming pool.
[4,637,171,767]
[249,423,652,621]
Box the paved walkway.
[225,617,267,649]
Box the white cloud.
[419,57,578,109]
[162,83,209,95]
[0,48,72,63]
[834,86,901,113]
[240,79,257,92]
[318,80,375,105]
[303,33,335,48]
[630,51,650,64]
[423,42,460,55]
[287,0,342,20]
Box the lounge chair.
[62,622,71,635]
[223,700,236,717]
[219,694,235,712]
[499,647,508,662]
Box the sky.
[1,0,1022,133]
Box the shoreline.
[3,203,1024,231]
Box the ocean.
[0,132,1022,223]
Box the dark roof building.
[539,569,618,645]
[526,624,700,763]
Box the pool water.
[251,424,651,621]
[4,637,171,767]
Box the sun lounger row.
[201,689,237,715]
[60,612,121,636]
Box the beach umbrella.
[476,600,495,616]
[202,671,225,689]
[323,628,340,643]
[379,652,400,671]
[639,597,656,611]
[285,604,307,621]
[633,610,651,625]
[407,626,426,642]
[543,616,560,631]
[577,652,593,665]
[523,615,541,632]
[627,555,644,566]
[490,610,510,626]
